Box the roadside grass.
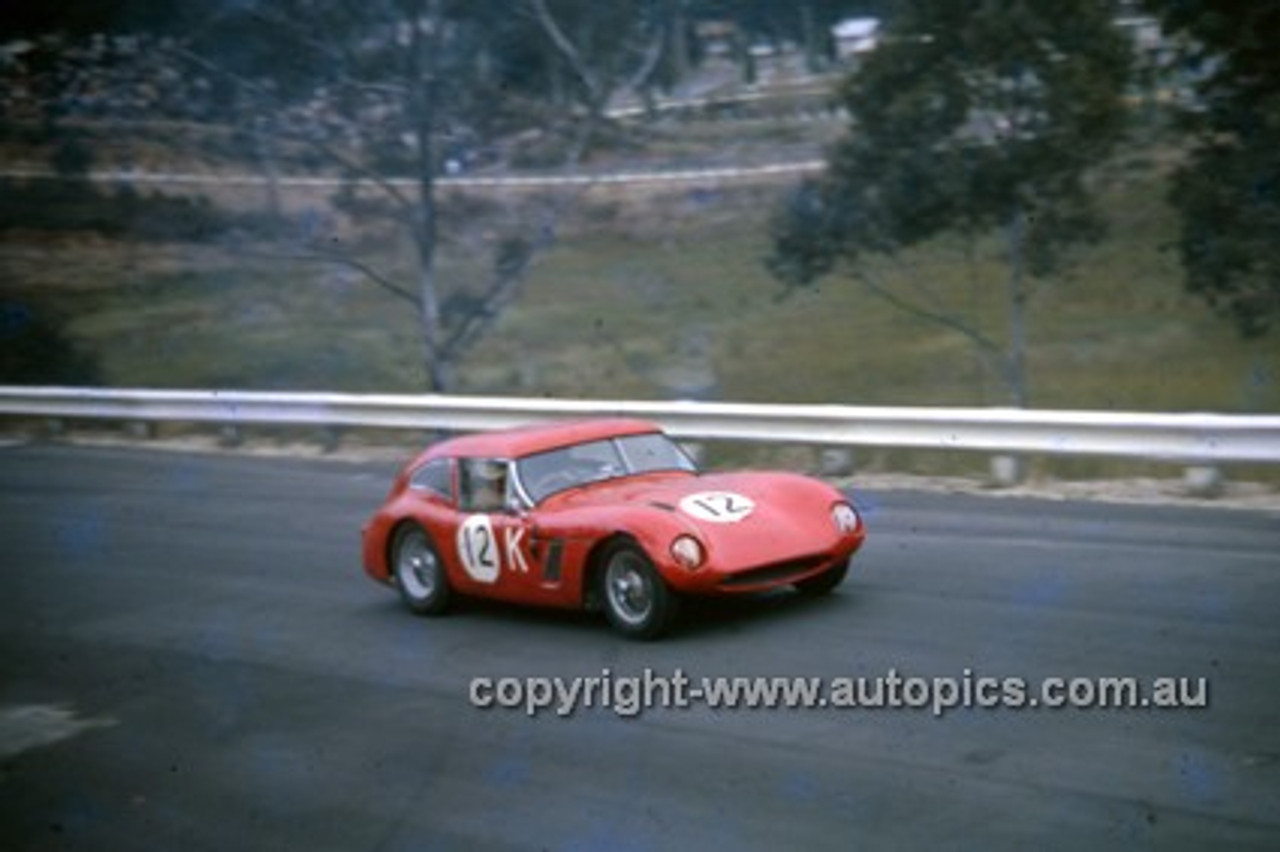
[1,146,1276,481]
[485,168,1278,411]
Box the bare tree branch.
[162,43,418,214]
[439,184,590,362]
[621,21,666,95]
[236,245,420,306]
[152,3,656,390]
[307,252,420,307]
[301,133,417,215]
[528,0,604,106]
[530,0,665,116]
[235,3,413,99]
[851,264,1010,382]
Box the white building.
[832,17,880,61]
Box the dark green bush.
[0,178,286,242]
[0,303,100,385]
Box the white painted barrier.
[2,387,1278,464]
[0,161,825,191]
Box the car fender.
[528,503,700,599]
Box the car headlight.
[832,502,860,534]
[670,535,705,570]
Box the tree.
[243,0,678,390]
[767,0,1131,406]
[0,304,100,386]
[156,0,485,391]
[1142,0,1280,337]
[3,1,680,392]
[188,0,686,391]
[529,0,665,130]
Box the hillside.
[1,112,1276,477]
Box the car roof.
[422,418,666,461]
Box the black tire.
[598,541,679,640]
[391,524,451,615]
[794,561,849,596]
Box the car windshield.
[516,432,696,504]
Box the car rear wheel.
[599,542,678,640]
[392,524,451,615]
[794,561,849,596]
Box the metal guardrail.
[0,161,825,191]
[2,386,1279,464]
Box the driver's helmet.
[467,459,507,508]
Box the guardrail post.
[1183,465,1224,498]
[319,426,344,454]
[219,424,244,449]
[44,418,66,438]
[818,447,855,477]
[126,421,156,440]
[990,454,1026,487]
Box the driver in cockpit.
[464,459,508,512]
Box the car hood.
[543,471,847,565]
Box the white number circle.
[457,515,500,583]
[679,491,755,523]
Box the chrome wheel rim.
[605,553,653,626]
[396,530,437,600]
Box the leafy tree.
[192,0,675,391]
[155,0,492,391]
[768,0,1130,406]
[0,303,100,386]
[1143,0,1280,337]
[3,1,679,391]
[3,0,189,37]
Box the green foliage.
[0,178,286,242]
[0,303,100,386]
[1170,132,1280,337]
[769,0,1131,284]
[766,0,1132,406]
[50,130,94,177]
[1143,0,1280,337]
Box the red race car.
[362,418,866,638]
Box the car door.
[449,457,558,604]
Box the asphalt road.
[1,443,1277,851]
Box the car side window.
[409,458,454,502]
[616,433,697,473]
[458,458,510,513]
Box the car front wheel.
[599,542,678,640]
[392,524,451,615]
